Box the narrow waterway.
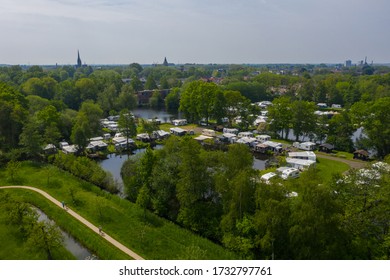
[35,208,96,260]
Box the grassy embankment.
[0,161,238,260]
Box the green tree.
[19,118,43,158]
[130,75,144,91]
[351,97,390,158]
[267,96,293,139]
[327,111,355,152]
[78,101,103,137]
[176,138,220,238]
[149,90,164,109]
[5,160,22,183]
[115,84,137,111]
[255,182,291,259]
[41,76,58,99]
[97,84,118,115]
[118,109,137,151]
[71,112,90,153]
[223,90,249,127]
[291,100,317,141]
[165,88,180,113]
[75,78,98,101]
[27,221,63,259]
[288,169,348,259]
[21,78,47,98]
[144,75,158,90]
[212,90,227,125]
[0,82,28,150]
[55,80,80,110]
[333,163,390,259]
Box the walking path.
[316,153,367,169]
[0,186,144,260]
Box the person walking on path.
[61,201,65,208]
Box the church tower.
[163,57,168,66]
[77,50,82,68]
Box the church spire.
[163,57,168,66]
[77,50,82,68]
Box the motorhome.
[280,168,300,180]
[172,119,187,126]
[223,128,239,135]
[285,158,316,170]
[288,151,316,161]
[293,142,316,151]
[256,134,271,143]
[236,137,257,147]
[261,172,278,184]
[238,131,254,138]
[202,129,216,137]
[170,127,187,136]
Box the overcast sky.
[0,0,389,65]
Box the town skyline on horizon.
[1,0,389,65]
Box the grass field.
[315,157,349,182]
[0,161,238,260]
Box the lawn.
[0,161,238,260]
[315,157,350,182]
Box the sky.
[0,0,389,65]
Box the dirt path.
[316,153,367,169]
[0,186,144,260]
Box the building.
[77,50,82,68]
[345,60,352,67]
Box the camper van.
[223,128,239,135]
[202,129,216,137]
[293,142,316,151]
[261,172,278,184]
[172,119,187,126]
[256,134,271,143]
[170,127,187,136]
[280,168,300,180]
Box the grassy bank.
[0,161,238,260]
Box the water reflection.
[132,108,181,123]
